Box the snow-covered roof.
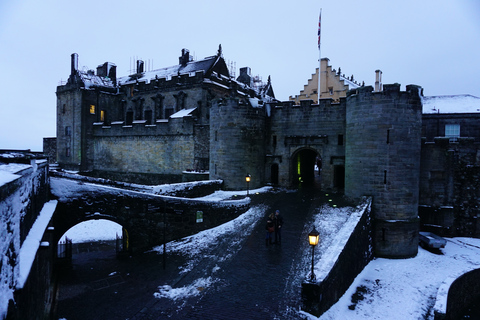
[340,75,361,89]
[422,94,480,114]
[118,56,218,86]
[78,70,115,89]
[170,108,196,118]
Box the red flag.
[318,10,322,49]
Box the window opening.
[445,124,460,142]
[144,110,152,125]
[338,134,343,146]
[126,111,133,125]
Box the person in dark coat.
[265,213,275,245]
[273,210,283,244]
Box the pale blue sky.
[1,0,479,151]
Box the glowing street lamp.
[308,226,320,281]
[245,174,251,196]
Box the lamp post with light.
[308,226,320,282]
[245,174,251,196]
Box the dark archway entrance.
[334,165,345,189]
[292,148,319,187]
[271,163,279,185]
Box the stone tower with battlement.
[345,84,423,258]
[209,97,266,190]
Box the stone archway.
[291,148,321,187]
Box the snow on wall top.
[422,94,480,114]
[170,108,196,118]
[0,163,30,187]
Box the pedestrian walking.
[265,213,275,245]
[273,210,283,244]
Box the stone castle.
[55,46,480,259]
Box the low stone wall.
[10,227,57,320]
[434,268,480,320]
[302,198,373,317]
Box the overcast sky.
[0,0,479,151]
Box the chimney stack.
[236,67,252,87]
[375,70,383,92]
[71,53,78,76]
[136,60,144,74]
[179,48,190,66]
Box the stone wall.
[420,137,480,237]
[50,177,249,252]
[302,198,373,316]
[210,98,266,190]
[423,113,480,142]
[0,160,52,319]
[42,137,57,164]
[345,84,423,258]
[267,99,346,189]
[434,268,480,320]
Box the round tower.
[209,97,266,190]
[345,84,423,258]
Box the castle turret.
[209,97,266,190]
[345,84,423,258]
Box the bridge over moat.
[49,176,249,253]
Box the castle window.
[272,135,277,148]
[337,134,343,146]
[126,111,133,125]
[65,126,71,136]
[100,110,105,122]
[66,147,71,157]
[174,91,187,111]
[386,129,390,144]
[215,131,218,141]
[62,104,66,114]
[165,108,174,119]
[329,87,333,95]
[445,124,460,142]
[144,110,152,125]
[90,104,95,114]
[384,170,387,184]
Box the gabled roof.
[117,55,226,86]
[422,95,480,114]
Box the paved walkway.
[55,187,335,320]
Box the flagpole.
[317,9,322,103]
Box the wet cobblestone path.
[56,187,335,320]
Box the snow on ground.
[59,220,123,243]
[304,237,480,320]
[54,184,480,319]
[150,203,269,301]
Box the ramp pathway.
[56,188,336,320]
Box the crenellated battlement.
[347,83,423,102]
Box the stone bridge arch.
[50,177,249,253]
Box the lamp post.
[245,174,251,196]
[308,226,320,282]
